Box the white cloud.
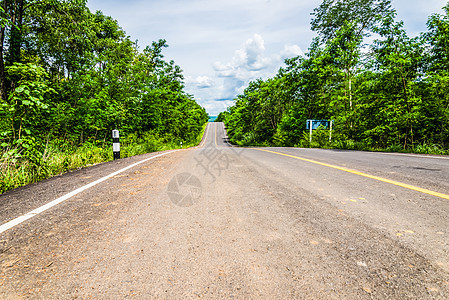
[186,76,214,88]
[393,0,446,36]
[280,44,304,59]
[209,34,304,106]
[87,0,319,115]
[211,62,234,78]
[201,99,234,116]
[213,34,272,78]
[235,34,272,71]
[211,34,272,101]
[87,0,444,116]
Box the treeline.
[0,0,207,193]
[218,0,449,154]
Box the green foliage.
[221,1,449,155]
[311,0,393,41]
[120,132,167,157]
[3,63,55,140]
[414,144,447,155]
[0,125,207,194]
[215,111,229,123]
[0,0,208,194]
[297,126,332,149]
[0,139,109,193]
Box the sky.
[86,0,448,116]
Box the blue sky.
[87,0,447,116]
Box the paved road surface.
[0,122,448,298]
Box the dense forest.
[218,0,449,154]
[0,0,208,193]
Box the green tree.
[311,0,392,41]
[421,3,449,147]
[361,12,424,148]
[3,63,54,140]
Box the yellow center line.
[254,148,449,201]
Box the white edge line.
[0,150,177,234]
[375,151,449,160]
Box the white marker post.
[112,129,120,160]
[329,120,333,142]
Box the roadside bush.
[385,144,404,153]
[298,126,332,148]
[414,143,447,155]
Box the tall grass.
[0,126,208,194]
[0,141,112,193]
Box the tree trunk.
[9,0,23,64]
[349,73,352,110]
[8,0,23,91]
[0,25,6,101]
[0,0,8,101]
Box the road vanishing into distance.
[1,122,449,298]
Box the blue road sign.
[306,120,331,130]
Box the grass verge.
[0,127,208,194]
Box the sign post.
[306,119,334,144]
[309,120,313,143]
[112,129,120,160]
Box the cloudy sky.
[86,0,447,116]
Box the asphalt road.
[0,122,448,298]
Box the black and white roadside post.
[112,129,120,160]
